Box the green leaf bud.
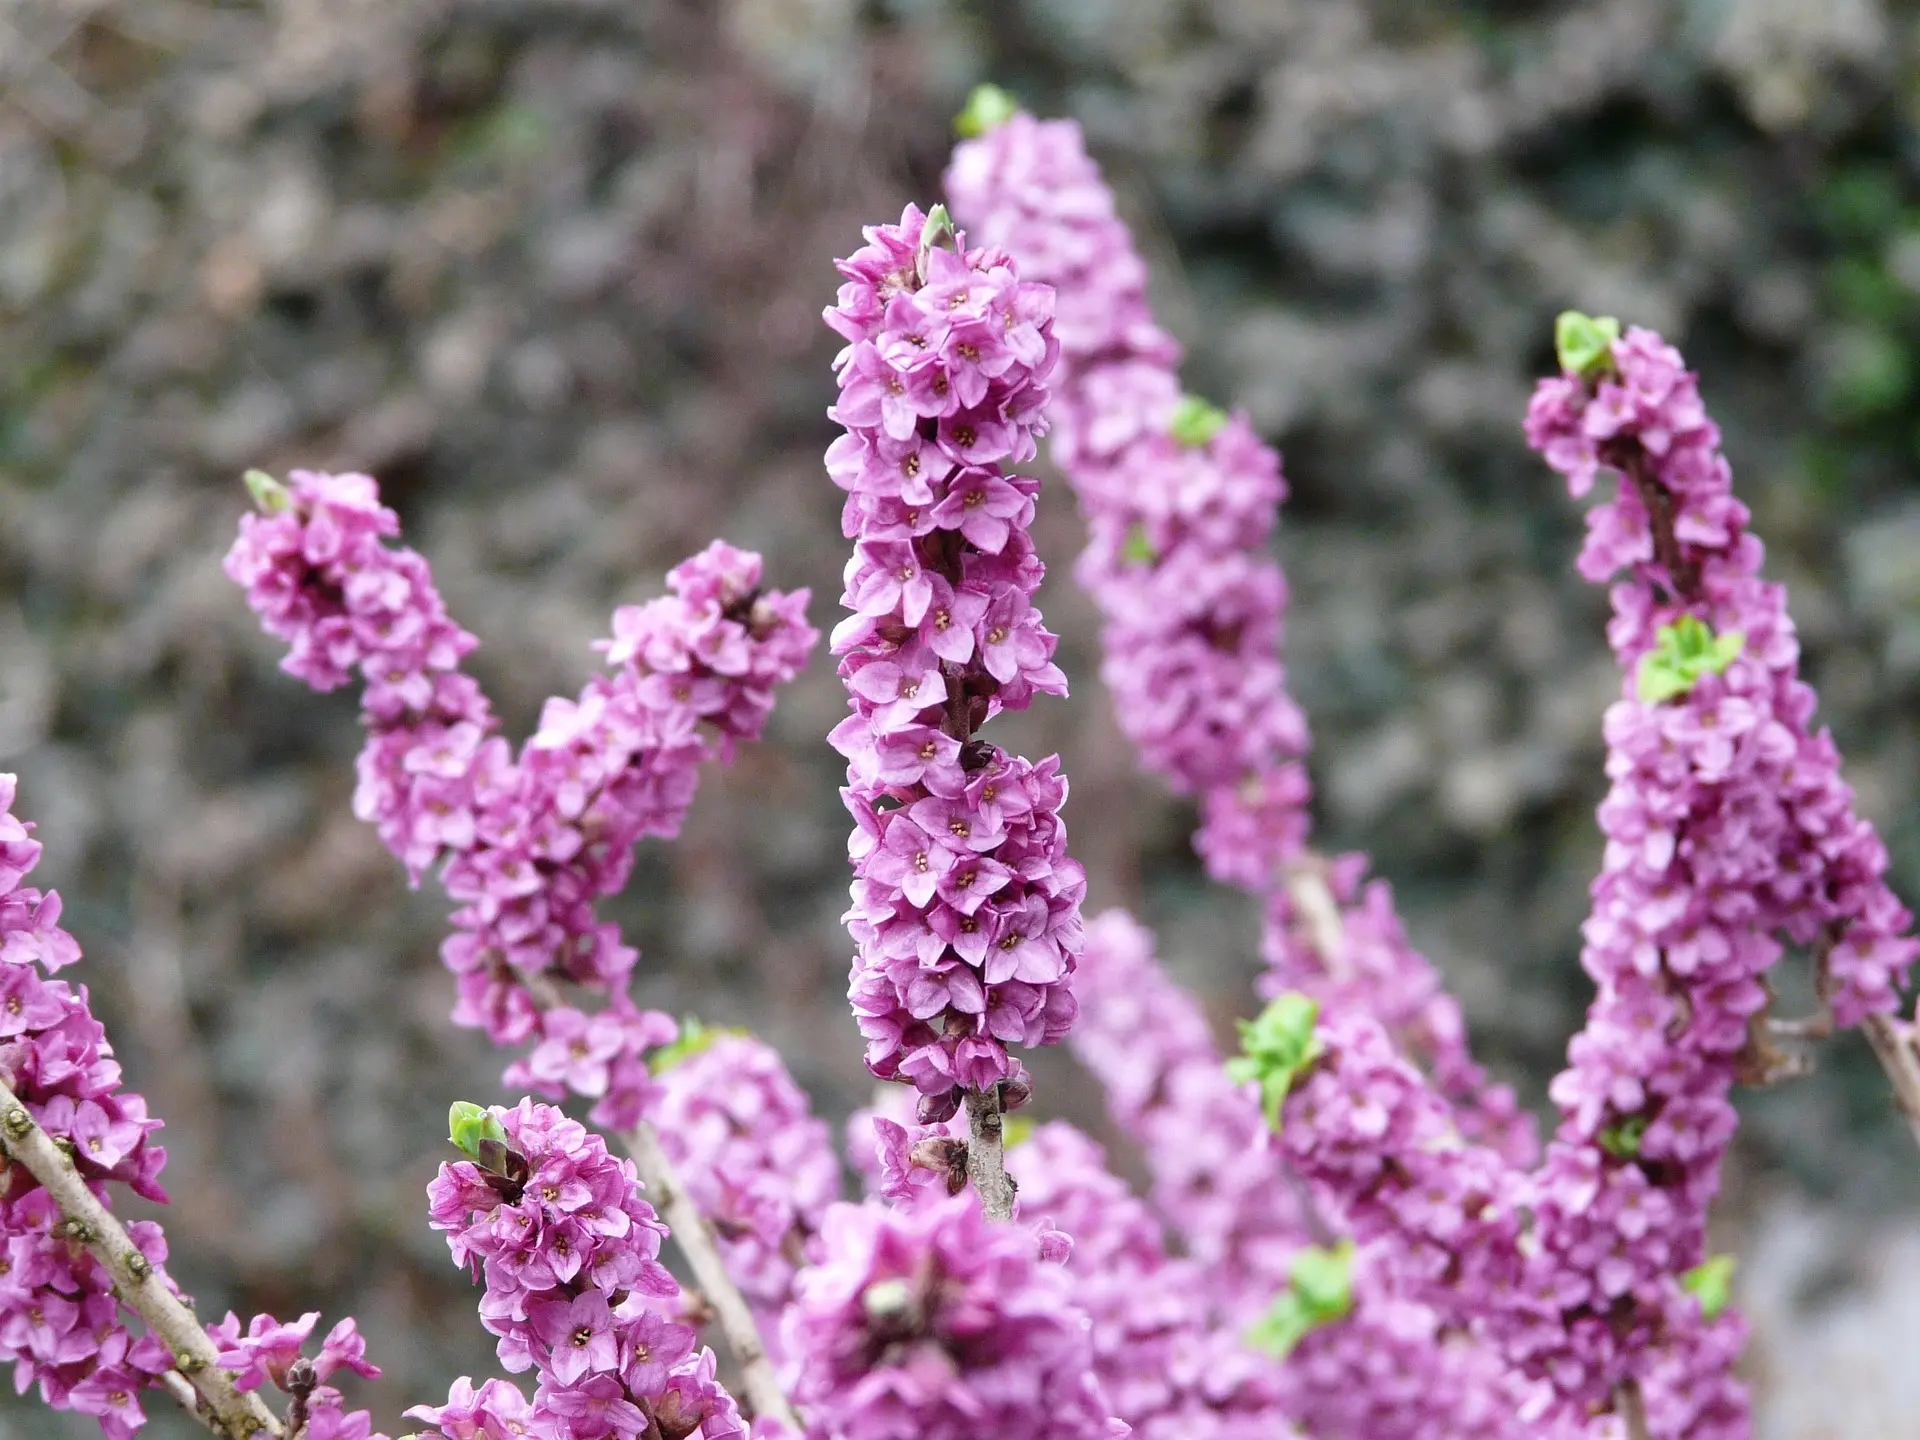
[1681,1254,1736,1320]
[448,1101,507,1160]
[955,84,1019,138]
[1227,993,1324,1129]
[244,469,292,514]
[1168,394,1230,448]
[1554,311,1622,379]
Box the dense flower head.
[825,204,1087,1109]
[228,475,816,1126]
[784,1192,1124,1440]
[1526,323,1917,1027]
[1072,913,1565,1438]
[1513,320,1918,1415]
[427,1099,745,1440]
[0,776,177,1438]
[946,109,1530,1160]
[652,1034,842,1341]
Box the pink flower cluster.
[1275,1003,1746,1436]
[1008,1121,1291,1440]
[945,106,1530,1162]
[783,1192,1123,1440]
[824,206,1087,1112]
[1526,326,1917,1025]
[0,774,391,1440]
[424,1099,744,1440]
[212,1310,384,1440]
[0,777,187,1436]
[1071,913,1567,1440]
[1066,912,1305,1317]
[652,1035,842,1342]
[227,472,816,1127]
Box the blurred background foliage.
[3,0,1920,1434]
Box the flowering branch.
[620,1119,799,1430]
[227,471,819,1415]
[945,102,1534,1163]
[0,1080,283,1440]
[823,203,1089,1222]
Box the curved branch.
[0,1081,284,1440]
[622,1119,800,1432]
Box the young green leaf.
[243,469,292,514]
[1227,993,1323,1129]
[955,84,1019,138]
[1598,1113,1649,1159]
[1120,524,1158,566]
[448,1100,507,1160]
[1636,615,1746,705]
[1168,394,1229,448]
[1681,1254,1736,1320]
[1244,1239,1355,1358]
[1554,311,1622,379]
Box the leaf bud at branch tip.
[1554,310,1621,379]
[243,469,291,514]
[447,1100,507,1160]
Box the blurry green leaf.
[1598,1113,1650,1158]
[1228,993,1323,1129]
[1554,311,1621,378]
[956,84,1019,138]
[1121,524,1157,566]
[1169,394,1229,447]
[1245,1240,1355,1358]
[1820,166,1903,241]
[1681,1254,1736,1320]
[1002,1115,1035,1149]
[1637,616,1745,705]
[1829,256,1904,322]
[244,469,291,514]
[651,1016,745,1074]
[1823,326,1913,423]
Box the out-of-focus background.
[3,1,1920,1435]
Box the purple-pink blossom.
[945,105,1531,1164]
[783,1192,1124,1440]
[0,774,388,1440]
[427,1098,744,1440]
[228,474,816,1127]
[826,205,1087,1113]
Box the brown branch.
[1860,1014,1920,1153]
[1808,929,1920,1153]
[0,1083,284,1440]
[1607,444,1700,601]
[962,1084,1016,1222]
[621,1120,799,1432]
[1616,1379,1653,1440]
